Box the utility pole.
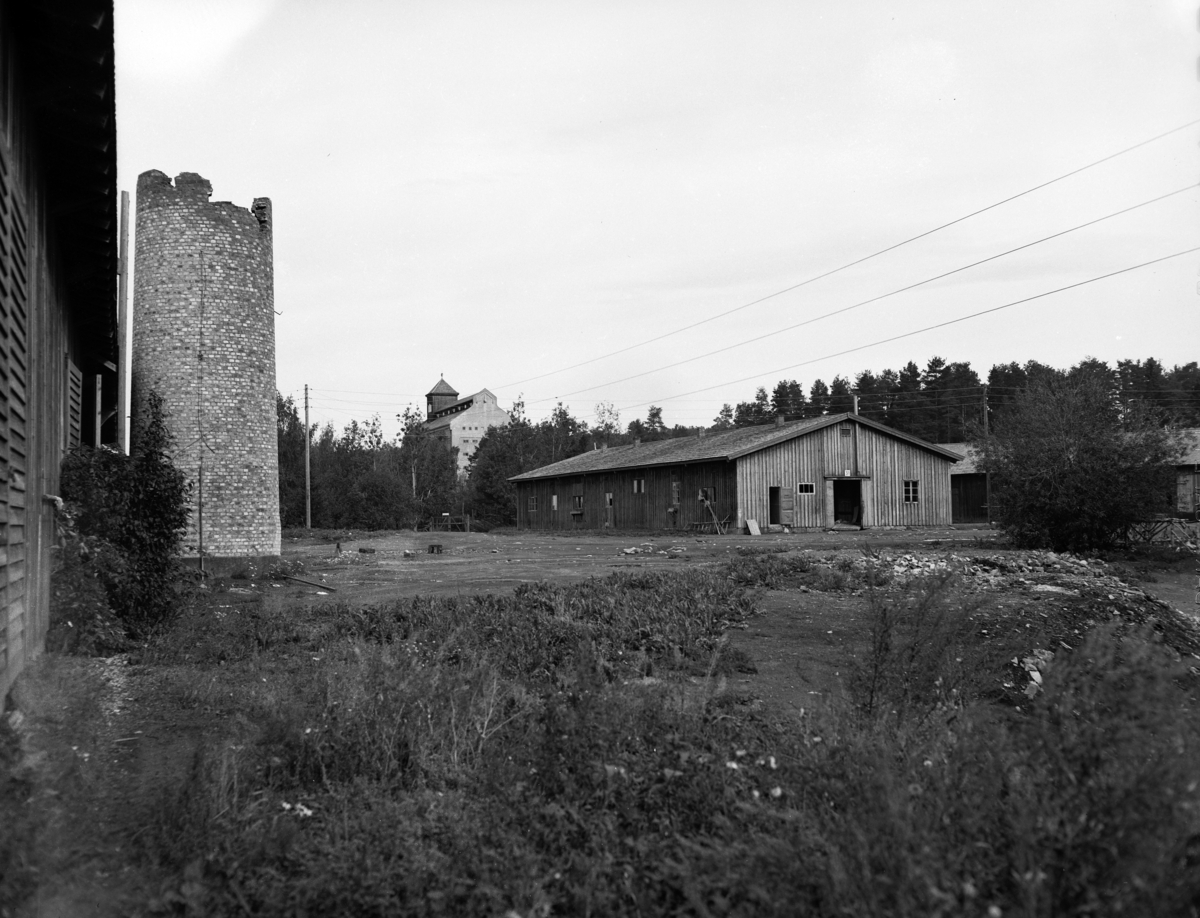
[116,190,130,453]
[198,456,205,574]
[982,384,991,526]
[304,384,312,530]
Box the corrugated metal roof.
[510,413,961,481]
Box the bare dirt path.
[272,526,995,601]
[727,591,870,718]
[1140,569,1199,621]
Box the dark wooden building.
[944,429,1200,524]
[1172,429,1199,520]
[511,413,960,532]
[942,443,989,524]
[1,0,119,700]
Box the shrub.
[1007,625,1200,915]
[850,572,997,719]
[46,527,129,655]
[318,570,755,681]
[721,551,892,592]
[0,718,38,915]
[976,377,1185,552]
[58,390,191,636]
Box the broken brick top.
[136,169,271,236]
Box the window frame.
[796,482,816,495]
[903,479,920,503]
[633,478,646,494]
[527,495,537,512]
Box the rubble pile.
[621,544,687,557]
[879,548,1200,655]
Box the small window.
[698,487,715,502]
[551,494,558,511]
[633,478,645,494]
[840,423,851,437]
[527,496,537,512]
[903,480,919,503]
[797,482,815,495]
[572,494,583,511]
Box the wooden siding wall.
[0,26,80,701]
[516,459,737,531]
[736,422,953,529]
[0,117,29,701]
[1177,467,1199,518]
[951,472,989,523]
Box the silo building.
[131,170,280,567]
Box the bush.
[0,718,38,915]
[1008,625,1200,915]
[46,527,129,655]
[977,377,1185,552]
[849,572,1010,718]
[722,551,892,592]
[58,390,191,636]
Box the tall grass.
[133,569,1200,916]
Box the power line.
[531,183,1199,403]
[308,388,428,397]
[497,117,1200,393]
[616,246,1200,413]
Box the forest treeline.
[278,356,1200,530]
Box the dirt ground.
[5,525,1196,916]
[276,526,1195,718]
[270,524,998,599]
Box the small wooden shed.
[511,413,960,532]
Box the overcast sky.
[115,1,1199,438]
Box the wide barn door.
[0,146,29,696]
[951,473,988,523]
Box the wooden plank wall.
[1177,468,1199,517]
[0,41,75,701]
[951,473,989,523]
[0,115,30,700]
[516,459,738,531]
[26,169,69,699]
[736,421,953,529]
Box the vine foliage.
[57,390,192,638]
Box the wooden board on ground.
[746,519,761,536]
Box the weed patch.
[0,717,38,916]
[33,559,1200,916]
[722,550,895,593]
